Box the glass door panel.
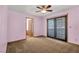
[56,17,66,40]
[47,19,55,37]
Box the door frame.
[47,15,68,42]
[26,17,34,36]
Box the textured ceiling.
[8,5,77,16]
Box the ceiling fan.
[36,5,53,13]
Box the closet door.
[47,19,55,37]
[56,17,66,40]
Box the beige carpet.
[7,37,79,53]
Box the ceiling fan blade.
[46,10,53,12]
[37,6,42,9]
[41,5,46,8]
[46,5,51,8]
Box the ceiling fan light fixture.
[41,10,47,13]
[36,5,52,13]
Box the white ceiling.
[8,5,77,16]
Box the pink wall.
[44,6,79,45]
[33,16,45,36]
[68,7,79,45]
[8,10,26,42]
[8,10,45,42]
[24,12,45,36]
[0,6,8,52]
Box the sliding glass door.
[47,16,67,41]
[56,17,66,40]
[47,19,55,37]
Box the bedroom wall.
[25,13,45,36]
[0,6,8,52]
[68,6,79,45]
[7,10,26,42]
[8,10,45,42]
[33,16,45,36]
